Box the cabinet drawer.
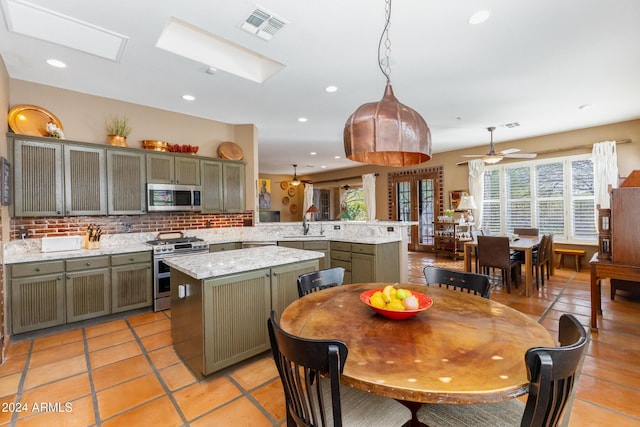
[330,259,351,271]
[352,243,376,255]
[278,241,303,249]
[111,252,152,266]
[331,241,351,252]
[303,241,329,250]
[209,242,241,252]
[11,260,65,278]
[66,256,110,272]
[330,250,351,262]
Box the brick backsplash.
[10,211,254,240]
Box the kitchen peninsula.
[164,245,324,377]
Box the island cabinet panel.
[203,269,272,375]
[209,242,242,252]
[330,241,400,284]
[10,260,66,334]
[270,260,319,316]
[13,139,64,216]
[111,252,152,313]
[107,150,146,214]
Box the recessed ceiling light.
[468,10,490,25]
[325,85,338,93]
[46,58,66,68]
[334,155,341,159]
[321,165,327,169]
[578,104,592,110]
[182,94,196,101]
[310,152,317,155]
[298,117,308,123]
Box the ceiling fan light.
[291,164,301,186]
[344,83,432,166]
[483,155,503,164]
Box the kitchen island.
[163,245,324,377]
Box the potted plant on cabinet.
[106,114,132,146]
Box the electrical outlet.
[387,226,394,232]
[124,224,132,233]
[333,225,341,230]
[18,228,28,238]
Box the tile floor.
[0,252,639,426]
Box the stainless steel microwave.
[147,183,201,212]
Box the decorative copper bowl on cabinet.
[142,140,168,151]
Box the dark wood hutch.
[591,170,640,329]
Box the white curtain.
[592,140,619,213]
[362,173,377,221]
[302,183,314,219]
[468,159,485,229]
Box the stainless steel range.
[146,235,209,311]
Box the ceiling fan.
[461,127,537,165]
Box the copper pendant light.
[344,0,431,166]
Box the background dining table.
[463,235,547,296]
[279,282,555,427]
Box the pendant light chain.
[378,0,393,82]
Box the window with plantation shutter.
[480,154,597,243]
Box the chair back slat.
[297,267,346,297]
[268,311,348,427]
[521,314,589,427]
[514,228,539,236]
[423,266,491,298]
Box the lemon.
[395,289,408,300]
[386,299,405,311]
[370,294,386,309]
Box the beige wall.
[8,79,257,214]
[257,173,304,222]
[305,119,640,220]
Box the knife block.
[85,235,100,250]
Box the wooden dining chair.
[417,313,589,427]
[267,311,411,427]
[423,266,491,299]
[297,267,345,298]
[477,235,521,293]
[514,227,540,236]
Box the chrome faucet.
[303,215,310,235]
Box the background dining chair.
[297,267,345,297]
[417,313,589,427]
[423,266,491,299]
[477,235,521,293]
[267,311,411,427]
[513,227,540,236]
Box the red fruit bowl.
[360,288,433,320]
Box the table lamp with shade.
[457,195,477,223]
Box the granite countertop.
[162,246,325,279]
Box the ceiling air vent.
[500,122,521,129]
[241,6,287,40]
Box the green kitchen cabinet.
[146,153,200,185]
[330,241,400,284]
[111,252,153,313]
[279,240,329,269]
[209,242,242,252]
[64,144,107,215]
[13,139,64,217]
[270,260,319,316]
[107,149,147,214]
[200,160,245,213]
[65,256,111,323]
[10,260,66,334]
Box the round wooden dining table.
[279,283,555,427]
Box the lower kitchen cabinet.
[278,240,330,269]
[209,242,242,252]
[330,241,400,284]
[65,256,111,323]
[9,252,152,334]
[171,259,319,377]
[10,261,66,334]
[111,252,153,313]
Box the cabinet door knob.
[266,272,270,277]
[86,262,91,266]
[35,268,40,272]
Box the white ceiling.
[1,0,639,175]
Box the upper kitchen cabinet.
[64,145,107,215]
[107,149,146,214]
[13,138,107,216]
[13,139,64,216]
[201,160,245,213]
[146,153,200,185]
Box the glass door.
[392,173,438,251]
